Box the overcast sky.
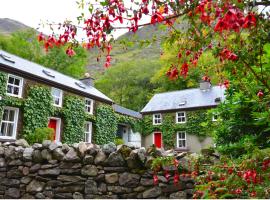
[0,0,133,39]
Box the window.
[6,74,23,98]
[51,88,63,107]
[212,114,218,122]
[84,122,92,143]
[177,131,186,148]
[85,98,94,114]
[176,112,186,123]
[153,113,162,125]
[0,107,19,139]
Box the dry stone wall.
[0,139,194,199]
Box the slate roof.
[141,86,226,113]
[0,50,113,103]
[113,104,142,119]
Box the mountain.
[0,18,31,35]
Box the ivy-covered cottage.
[0,50,141,146]
[140,82,225,152]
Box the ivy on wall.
[23,86,54,138]
[62,95,85,144]
[141,110,214,148]
[94,105,118,144]
[0,72,7,119]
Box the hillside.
[0,18,31,35]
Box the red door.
[154,132,162,148]
[48,119,57,140]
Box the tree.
[0,29,89,78]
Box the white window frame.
[212,114,218,122]
[176,111,186,124]
[0,107,19,140]
[85,122,92,143]
[6,74,23,98]
[51,87,63,107]
[176,131,187,149]
[85,98,94,115]
[153,113,162,125]
[48,117,61,142]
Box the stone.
[32,143,42,149]
[102,142,116,155]
[23,147,33,161]
[1,178,20,187]
[47,180,62,187]
[83,154,94,164]
[85,180,98,194]
[119,172,140,188]
[120,192,138,199]
[26,180,45,192]
[21,193,35,199]
[73,192,83,199]
[5,188,20,198]
[42,140,51,148]
[21,176,32,184]
[38,168,60,176]
[52,148,65,160]
[30,163,41,172]
[57,175,86,182]
[169,191,187,199]
[41,149,52,161]
[126,157,142,169]
[137,148,146,163]
[140,178,154,186]
[104,166,127,172]
[0,158,6,167]
[98,183,107,193]
[186,182,194,189]
[64,148,80,162]
[105,173,119,184]
[62,143,70,153]
[35,192,45,199]
[143,187,162,198]
[59,162,82,169]
[48,142,59,151]
[145,156,154,168]
[176,152,188,159]
[55,185,84,193]
[158,175,168,183]
[43,191,54,198]
[117,145,132,158]
[94,150,107,165]
[15,139,29,148]
[54,193,73,198]
[106,152,125,167]
[160,183,185,193]
[8,159,22,166]
[95,174,105,182]
[107,186,132,194]
[32,150,43,163]
[7,168,23,178]
[81,165,98,176]
[133,186,146,192]
[78,142,87,156]
[22,166,29,175]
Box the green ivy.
[62,95,85,144]
[0,72,8,119]
[23,86,54,138]
[94,105,118,145]
[141,110,214,148]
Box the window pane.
[8,110,15,121]
[7,85,13,94]
[2,109,9,120]
[0,123,6,136]
[13,87,19,95]
[54,97,60,105]
[8,77,14,84]
[6,123,14,136]
[85,133,89,142]
[182,140,186,147]
[52,88,61,97]
[14,78,20,86]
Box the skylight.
[75,82,86,89]
[0,54,15,63]
[42,70,55,78]
[179,101,187,106]
[215,97,221,103]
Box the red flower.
[235,188,242,195]
[228,167,233,174]
[223,80,230,89]
[250,191,256,197]
[180,62,189,78]
[151,12,164,24]
[66,48,76,57]
[153,174,159,185]
[37,33,45,42]
[257,90,264,98]
[173,172,179,185]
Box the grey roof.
[141,86,226,113]
[0,50,113,103]
[113,104,142,119]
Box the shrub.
[114,138,124,146]
[25,127,54,144]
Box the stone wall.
[0,139,194,199]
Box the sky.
[0,0,133,39]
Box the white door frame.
[48,117,61,142]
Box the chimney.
[80,73,95,87]
[200,80,211,91]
